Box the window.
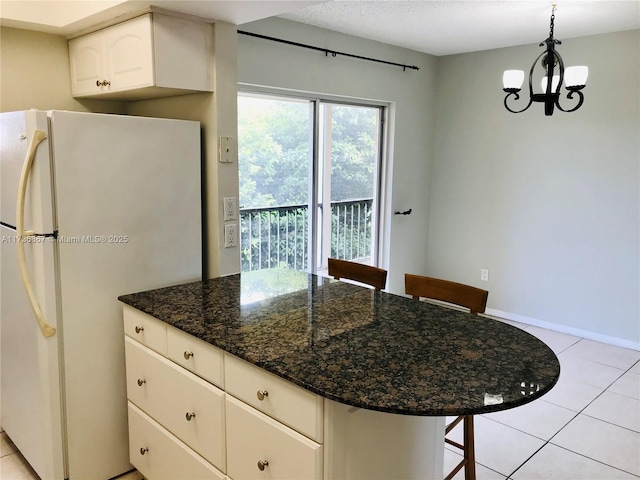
[238,92,384,274]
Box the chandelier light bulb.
[503,70,525,90]
[564,66,589,88]
[541,75,560,92]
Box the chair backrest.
[404,274,488,314]
[328,258,388,291]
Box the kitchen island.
[119,269,560,479]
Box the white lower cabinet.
[128,403,225,480]
[226,396,323,480]
[125,337,226,470]
[123,307,443,480]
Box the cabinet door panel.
[125,337,226,471]
[103,14,154,91]
[128,403,224,480]
[68,31,104,96]
[226,396,322,480]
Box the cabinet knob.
[184,351,194,360]
[134,326,144,334]
[96,79,111,87]
[257,390,269,401]
[185,412,196,421]
[140,447,148,455]
[137,379,146,387]
[257,460,269,471]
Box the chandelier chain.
[549,4,557,38]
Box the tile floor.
[2,320,639,480]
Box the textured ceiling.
[279,1,640,56]
[1,0,637,55]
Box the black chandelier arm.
[503,90,533,113]
[555,89,586,113]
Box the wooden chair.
[328,258,388,291]
[404,273,489,480]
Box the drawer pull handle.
[257,390,269,401]
[137,379,146,387]
[257,460,269,471]
[140,447,148,455]
[185,412,196,421]
[134,326,144,334]
[184,351,194,360]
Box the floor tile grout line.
[543,442,640,478]
[505,439,549,480]
[578,410,640,435]
[557,341,640,372]
[552,337,583,355]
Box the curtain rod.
[238,30,420,72]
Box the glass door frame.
[238,87,388,274]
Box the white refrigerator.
[0,110,203,479]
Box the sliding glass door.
[238,93,383,273]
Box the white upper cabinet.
[69,13,212,100]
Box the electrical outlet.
[223,197,237,221]
[481,269,489,282]
[224,224,237,248]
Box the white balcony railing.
[240,198,373,272]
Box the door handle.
[16,129,56,338]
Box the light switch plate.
[219,136,234,163]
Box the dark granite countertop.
[119,269,560,416]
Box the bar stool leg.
[464,415,476,480]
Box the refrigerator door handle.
[16,129,56,338]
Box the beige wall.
[0,27,125,113]
[127,21,239,278]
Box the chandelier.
[502,5,588,115]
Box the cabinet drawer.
[128,402,224,480]
[167,325,224,388]
[224,354,323,442]
[226,396,322,480]
[123,305,167,355]
[224,353,323,443]
[125,337,226,471]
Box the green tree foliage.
[238,96,310,208]
[238,96,379,208]
[329,105,378,202]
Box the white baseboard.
[485,308,640,352]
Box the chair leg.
[463,415,476,480]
